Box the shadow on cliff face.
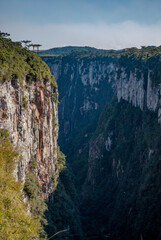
[79,99,161,240]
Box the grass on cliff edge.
[0,32,56,87]
[0,129,45,240]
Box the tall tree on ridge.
[21,40,31,49]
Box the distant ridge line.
[37,45,117,56]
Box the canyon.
[42,47,161,240]
[1,37,161,240]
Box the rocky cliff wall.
[0,78,58,198]
[115,68,161,117]
[41,50,161,239]
[43,56,161,126]
[43,57,115,143]
[82,99,161,240]
[42,55,161,193]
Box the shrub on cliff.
[0,129,44,240]
[0,31,56,86]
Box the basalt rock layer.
[0,78,58,198]
[42,50,161,163]
[0,37,58,198]
[42,47,161,240]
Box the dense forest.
[42,45,161,240]
[0,33,83,240]
[37,46,111,56]
[1,31,161,239]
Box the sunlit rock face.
[43,56,161,140]
[115,68,161,113]
[41,51,161,240]
[41,53,161,197]
[0,78,58,198]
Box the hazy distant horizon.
[37,44,160,52]
[1,0,161,50]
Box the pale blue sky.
[1,0,161,49]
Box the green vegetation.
[0,31,55,85]
[29,157,37,170]
[52,146,66,190]
[22,96,28,110]
[24,172,47,232]
[56,146,66,172]
[42,45,161,87]
[21,40,31,49]
[37,45,110,56]
[50,75,57,88]
[0,129,44,240]
[0,32,84,240]
[52,116,56,129]
[2,30,161,240]
[41,45,161,60]
[44,146,84,240]
[24,156,49,238]
[81,99,161,240]
[41,45,161,240]
[45,169,84,240]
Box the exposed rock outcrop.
[41,49,161,240]
[43,56,161,129]
[0,78,58,198]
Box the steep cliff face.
[0,78,58,197]
[0,36,85,240]
[42,50,161,187]
[43,53,161,129]
[42,48,161,240]
[0,36,59,199]
[115,68,161,116]
[44,57,114,139]
[82,100,161,240]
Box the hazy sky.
[0,0,161,50]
